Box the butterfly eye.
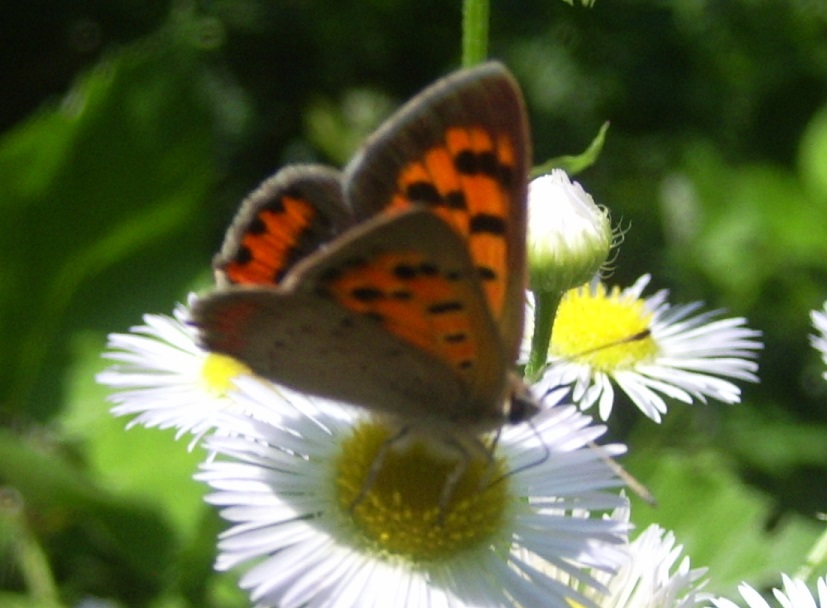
[505,373,540,424]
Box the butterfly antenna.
[571,328,651,360]
[487,418,551,487]
[587,440,656,506]
[536,329,652,380]
[543,328,657,505]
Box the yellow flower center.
[551,283,658,371]
[200,353,251,396]
[335,421,509,563]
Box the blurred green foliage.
[1,1,826,606]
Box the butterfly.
[192,62,538,450]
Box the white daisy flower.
[524,169,617,382]
[530,506,709,608]
[96,295,259,445]
[709,574,827,608]
[196,378,630,608]
[529,275,762,422]
[593,513,709,608]
[527,169,613,295]
[810,302,827,381]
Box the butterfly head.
[504,372,541,425]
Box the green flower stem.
[796,522,827,582]
[462,0,489,67]
[525,290,563,384]
[0,488,62,607]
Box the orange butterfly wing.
[213,165,353,287]
[194,209,509,431]
[194,62,531,429]
[344,62,530,357]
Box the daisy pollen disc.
[201,353,253,396]
[552,283,658,371]
[336,421,509,562]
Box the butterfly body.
[193,62,537,441]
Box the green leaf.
[799,104,827,202]
[305,89,394,165]
[669,143,827,308]
[531,121,609,177]
[0,593,58,608]
[62,331,209,538]
[0,36,217,422]
[627,447,822,594]
[0,427,177,602]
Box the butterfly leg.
[436,435,500,525]
[437,441,471,525]
[475,429,501,493]
[348,424,412,513]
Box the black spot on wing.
[234,246,253,265]
[351,287,384,302]
[406,182,442,205]
[445,190,467,210]
[390,290,413,301]
[248,217,267,234]
[469,213,506,236]
[477,266,497,281]
[427,301,464,314]
[453,149,514,188]
[418,262,438,276]
[393,263,418,280]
